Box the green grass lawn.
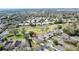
[6,23,72,41]
[7,29,24,41]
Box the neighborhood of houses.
[0,9,79,51]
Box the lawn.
[6,23,68,41]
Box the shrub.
[0,44,3,51]
[53,40,58,45]
[57,25,62,29]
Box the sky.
[0,0,78,8]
